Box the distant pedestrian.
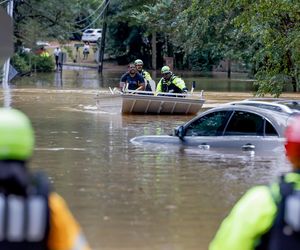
[82,42,90,60]
[53,47,61,69]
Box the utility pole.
[98,0,109,74]
[2,0,14,86]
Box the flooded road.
[3,68,293,250]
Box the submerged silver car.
[131,105,295,153]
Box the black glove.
[183,89,188,94]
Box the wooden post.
[98,0,109,74]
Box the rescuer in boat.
[134,59,154,92]
[156,66,188,95]
[119,63,145,92]
[0,108,91,250]
[209,116,300,250]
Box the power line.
[0,0,9,5]
[74,0,105,24]
[70,0,110,34]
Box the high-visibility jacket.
[139,70,153,91]
[140,70,152,81]
[209,172,300,250]
[156,74,187,93]
[40,51,50,57]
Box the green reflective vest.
[209,172,300,250]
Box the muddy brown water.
[1,68,296,250]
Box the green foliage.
[31,55,54,72]
[11,54,31,74]
[11,53,54,73]
[13,0,104,48]
[9,0,300,96]
[230,0,300,96]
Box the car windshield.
[84,30,94,34]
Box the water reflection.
[7,71,292,250]
[13,66,256,93]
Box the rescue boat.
[95,88,205,115]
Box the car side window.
[265,120,278,136]
[185,111,230,136]
[224,111,264,136]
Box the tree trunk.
[227,59,231,79]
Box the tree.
[12,0,103,48]
[230,0,300,96]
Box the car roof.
[83,29,102,32]
[228,99,300,114]
[189,104,292,137]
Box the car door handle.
[198,143,210,150]
[242,143,255,151]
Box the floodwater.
[2,67,292,250]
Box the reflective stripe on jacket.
[0,171,50,250]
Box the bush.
[31,54,54,72]
[11,52,55,74]
[11,54,31,74]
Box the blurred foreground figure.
[209,115,300,250]
[0,108,91,250]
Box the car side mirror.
[174,125,185,140]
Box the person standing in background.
[82,42,90,60]
[53,47,61,70]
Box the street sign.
[0,7,13,65]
